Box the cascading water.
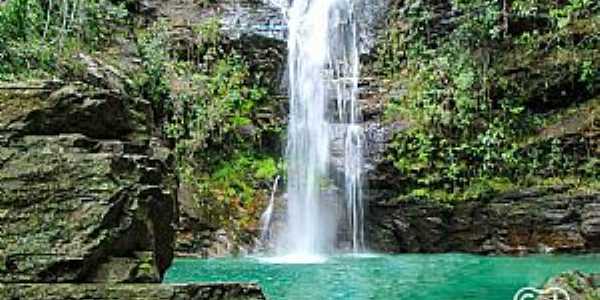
[266,0,365,260]
[259,175,280,242]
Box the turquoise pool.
[164,253,600,300]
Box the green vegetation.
[182,152,279,234]
[377,0,599,202]
[4,0,596,243]
[0,2,283,240]
[0,0,128,80]
[134,17,282,235]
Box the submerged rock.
[541,271,600,300]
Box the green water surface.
[164,253,600,300]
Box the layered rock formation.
[0,75,176,283]
[367,186,600,254]
[0,57,266,297]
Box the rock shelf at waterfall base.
[0,283,266,300]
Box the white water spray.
[270,0,365,260]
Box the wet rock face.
[354,0,390,52]
[133,0,286,41]
[0,283,266,300]
[220,0,287,41]
[0,79,175,283]
[367,187,600,254]
[136,0,389,47]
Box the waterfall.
[259,176,280,242]
[271,0,365,260]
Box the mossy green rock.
[0,283,265,300]
[0,81,175,283]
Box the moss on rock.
[0,283,266,300]
[0,77,175,283]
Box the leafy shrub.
[378,0,599,201]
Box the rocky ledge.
[367,186,600,254]
[0,283,265,300]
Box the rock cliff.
[0,73,175,283]
[0,58,267,297]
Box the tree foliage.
[0,0,128,79]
